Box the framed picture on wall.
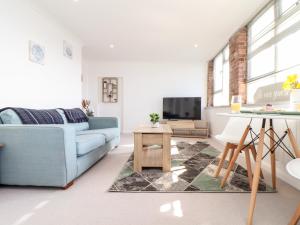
[63,40,73,59]
[29,41,45,65]
[102,77,118,103]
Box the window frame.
[247,1,276,82]
[213,45,229,94]
[247,0,300,101]
[212,44,230,106]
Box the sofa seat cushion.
[77,128,119,142]
[76,134,106,156]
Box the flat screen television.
[163,97,201,120]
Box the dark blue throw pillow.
[60,108,88,123]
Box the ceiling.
[33,0,270,62]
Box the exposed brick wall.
[229,26,248,104]
[207,60,214,107]
[206,26,248,106]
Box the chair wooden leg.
[250,145,264,179]
[244,148,253,190]
[221,125,250,188]
[229,147,235,162]
[269,120,276,189]
[287,128,300,158]
[289,202,300,225]
[221,147,240,188]
[214,143,231,177]
[247,122,266,225]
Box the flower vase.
[151,122,159,128]
[290,89,300,111]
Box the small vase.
[151,122,159,128]
[290,89,300,111]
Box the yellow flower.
[287,74,298,83]
[283,74,300,90]
[283,82,291,90]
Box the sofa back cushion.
[59,108,88,123]
[56,109,68,123]
[0,109,22,124]
[0,108,89,131]
[56,109,89,132]
[0,108,64,124]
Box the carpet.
[109,141,275,192]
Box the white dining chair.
[286,158,300,225]
[214,117,263,189]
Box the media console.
[160,120,209,138]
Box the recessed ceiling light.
[109,44,115,49]
[194,44,198,48]
[73,0,79,2]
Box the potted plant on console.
[150,113,160,128]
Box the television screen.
[163,97,201,120]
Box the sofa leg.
[62,181,74,190]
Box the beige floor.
[0,134,299,225]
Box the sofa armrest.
[0,125,77,187]
[88,117,119,130]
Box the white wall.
[93,76,124,131]
[0,0,82,108]
[82,60,207,133]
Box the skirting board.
[212,136,300,191]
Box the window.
[213,45,230,106]
[247,0,300,103]
[280,0,299,13]
[248,4,275,80]
[213,54,223,92]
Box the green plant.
[149,113,160,124]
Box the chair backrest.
[286,159,300,180]
[217,117,263,144]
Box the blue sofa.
[0,109,120,188]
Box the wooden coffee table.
[133,124,173,172]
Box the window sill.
[205,102,290,110]
[205,105,230,109]
[243,102,289,107]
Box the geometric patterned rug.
[109,141,275,193]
